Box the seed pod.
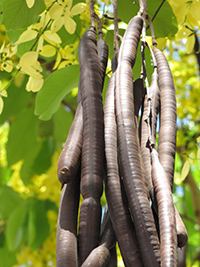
[133,78,145,118]
[97,33,109,86]
[79,27,104,200]
[78,27,104,264]
[81,245,110,267]
[57,99,82,187]
[115,15,161,267]
[78,197,102,265]
[151,148,178,266]
[56,168,80,267]
[104,73,143,266]
[153,47,176,190]
[175,207,188,248]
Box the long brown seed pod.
[81,207,116,267]
[115,14,161,266]
[56,168,80,267]
[81,245,110,267]
[104,73,143,266]
[151,148,178,266]
[153,46,177,190]
[57,90,83,187]
[133,77,145,118]
[97,33,109,86]
[78,27,104,264]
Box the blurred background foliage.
[0,0,199,266]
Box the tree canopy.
[0,0,199,266]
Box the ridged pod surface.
[153,47,176,190]
[78,27,104,264]
[151,148,177,267]
[56,169,80,267]
[104,73,142,266]
[57,101,83,187]
[139,94,154,199]
[115,15,161,267]
[97,34,109,86]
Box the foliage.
[0,0,199,266]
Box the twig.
[137,0,147,16]
[30,18,52,51]
[113,0,119,56]
[146,14,157,47]
[146,0,166,30]
[89,0,96,28]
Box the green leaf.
[6,107,38,166]
[32,138,54,175]
[0,77,31,125]
[35,65,80,120]
[1,0,45,30]
[20,141,41,185]
[117,0,178,38]
[53,105,74,147]
[0,186,23,219]
[0,246,17,267]
[27,200,50,249]
[5,203,28,251]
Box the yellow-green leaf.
[64,12,76,34]
[19,51,38,68]
[0,97,3,114]
[196,136,200,144]
[51,17,64,33]
[37,36,44,52]
[15,29,37,45]
[48,2,63,20]
[180,160,190,182]
[70,3,87,16]
[26,0,35,9]
[53,52,62,70]
[0,90,8,97]
[21,66,42,79]
[40,45,57,57]
[2,60,13,73]
[186,35,195,54]
[43,31,62,44]
[26,77,44,92]
[197,147,200,170]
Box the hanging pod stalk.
[78,27,104,264]
[115,15,160,267]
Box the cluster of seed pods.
[56,8,188,267]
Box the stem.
[137,0,147,16]
[113,0,119,56]
[146,14,157,47]
[93,13,103,35]
[89,0,96,28]
[30,18,52,51]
